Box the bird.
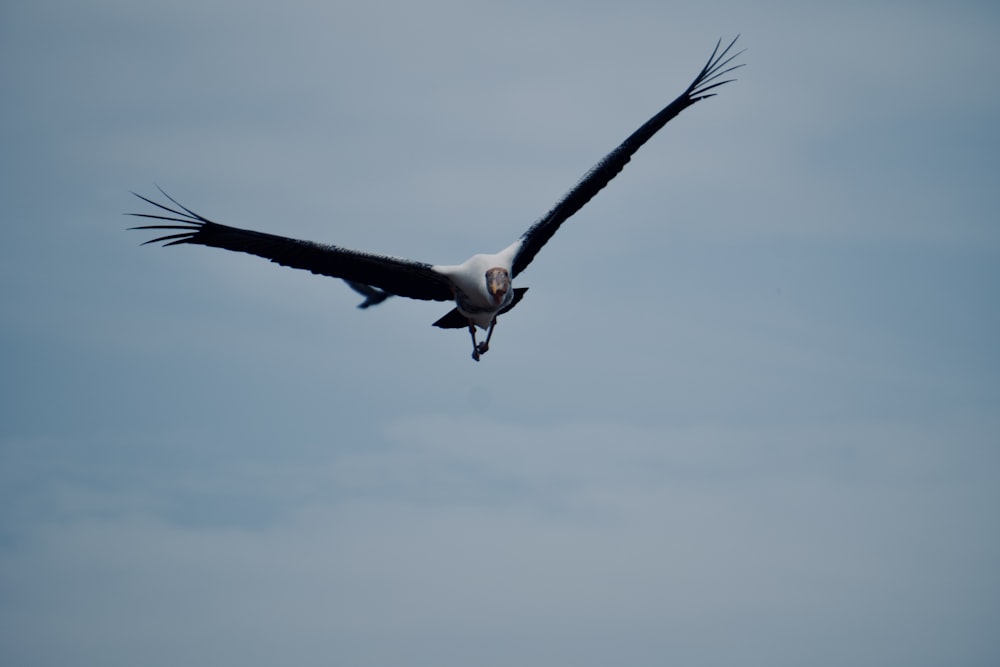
[130,37,743,361]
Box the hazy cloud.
[1,1,998,665]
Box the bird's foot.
[471,341,489,361]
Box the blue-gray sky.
[2,1,998,665]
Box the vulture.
[131,38,743,361]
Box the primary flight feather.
[131,37,743,361]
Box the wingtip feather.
[685,36,745,101]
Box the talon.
[476,342,489,355]
[472,349,481,361]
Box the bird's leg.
[468,322,481,362]
[476,318,497,357]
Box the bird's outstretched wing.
[129,189,454,302]
[510,36,744,278]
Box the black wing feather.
[510,36,744,278]
[129,188,453,302]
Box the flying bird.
[131,38,743,361]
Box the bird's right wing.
[129,190,454,302]
[510,37,743,278]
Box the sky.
[1,0,999,665]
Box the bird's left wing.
[129,190,454,302]
[510,37,743,278]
